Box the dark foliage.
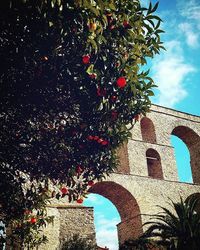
[121,196,200,250]
[0,0,164,199]
[0,0,164,247]
[61,234,96,250]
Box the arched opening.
[140,117,157,144]
[88,181,143,246]
[171,126,200,184]
[146,149,163,179]
[170,135,192,183]
[84,194,120,250]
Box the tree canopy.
[0,0,165,247]
[0,0,164,205]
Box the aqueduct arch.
[171,126,200,184]
[88,181,143,243]
[140,117,157,144]
[41,104,200,250]
[146,148,163,179]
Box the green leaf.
[147,90,154,96]
[88,6,100,16]
[151,2,159,13]
[145,18,155,28]
[87,38,98,53]
[108,3,116,11]
[156,29,165,34]
[148,15,162,22]
[147,2,152,15]
[155,19,161,29]
[86,64,94,74]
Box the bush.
[61,234,97,250]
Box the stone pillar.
[117,216,143,245]
[39,205,96,250]
[58,206,96,245]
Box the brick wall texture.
[38,104,200,249]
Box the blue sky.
[84,0,200,249]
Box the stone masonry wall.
[128,104,200,181]
[91,105,200,245]
[39,206,96,250]
[58,206,96,244]
[40,104,200,248]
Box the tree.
[0,163,54,248]
[0,0,164,201]
[121,196,200,250]
[0,0,164,233]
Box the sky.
[84,0,200,249]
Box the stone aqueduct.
[42,104,200,249]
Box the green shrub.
[61,234,97,250]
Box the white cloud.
[178,0,200,22]
[84,194,103,205]
[95,214,120,250]
[176,1,200,48]
[177,0,200,31]
[96,214,120,229]
[151,1,199,108]
[83,194,121,249]
[97,228,118,250]
[152,40,195,107]
[179,22,199,48]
